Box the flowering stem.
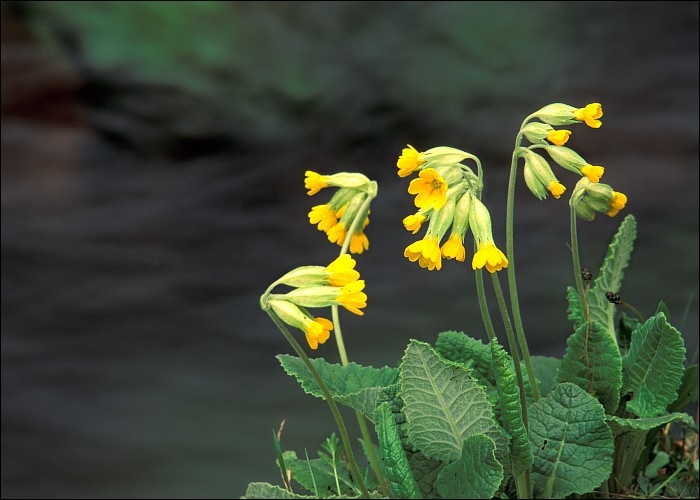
[474,267,497,343]
[505,124,541,402]
[267,311,371,498]
[330,184,388,495]
[570,203,589,323]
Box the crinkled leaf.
[566,285,583,330]
[400,340,505,463]
[531,356,561,396]
[556,319,622,413]
[244,482,315,499]
[434,330,497,401]
[529,382,614,498]
[435,434,504,499]
[588,214,637,340]
[668,364,699,414]
[282,450,351,497]
[490,338,532,476]
[607,412,696,436]
[374,403,421,499]
[277,354,398,400]
[336,386,386,421]
[407,451,442,499]
[623,312,686,417]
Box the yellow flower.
[325,254,360,286]
[397,144,425,177]
[472,242,509,273]
[327,221,347,245]
[546,129,571,146]
[407,168,448,211]
[305,170,329,196]
[337,280,367,315]
[441,234,466,262]
[572,103,603,129]
[349,231,369,254]
[548,180,567,199]
[404,235,442,271]
[403,212,426,234]
[308,204,338,232]
[606,191,628,216]
[304,317,334,350]
[580,165,605,183]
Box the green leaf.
[277,355,398,400]
[434,330,498,401]
[244,482,315,499]
[407,452,443,499]
[588,214,637,340]
[623,312,686,417]
[556,319,623,413]
[435,435,504,499]
[374,403,421,499]
[282,449,356,497]
[490,338,532,476]
[566,285,583,330]
[606,412,696,435]
[668,364,699,414]
[531,356,561,396]
[529,383,614,498]
[400,340,505,463]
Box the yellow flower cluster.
[396,145,508,273]
[305,171,374,254]
[517,102,627,218]
[267,255,367,349]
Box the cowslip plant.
[249,102,698,499]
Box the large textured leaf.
[556,319,622,413]
[244,482,315,499]
[490,338,532,476]
[587,214,637,341]
[529,383,614,498]
[566,285,583,330]
[607,413,696,436]
[407,452,442,499]
[622,312,686,417]
[277,355,398,400]
[434,330,497,400]
[531,356,561,396]
[668,364,699,413]
[400,340,504,463]
[374,403,421,499]
[435,435,504,499]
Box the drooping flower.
[580,165,605,183]
[327,221,347,245]
[606,191,628,216]
[408,168,448,211]
[548,180,567,199]
[572,103,603,128]
[472,242,509,273]
[397,144,425,177]
[268,299,334,350]
[349,231,369,254]
[305,317,334,350]
[305,171,329,196]
[469,197,508,273]
[546,129,572,146]
[521,149,565,200]
[403,212,427,234]
[308,204,338,232]
[404,235,443,271]
[441,233,466,262]
[337,280,367,315]
[325,254,360,286]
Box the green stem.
[490,273,529,428]
[570,203,589,323]
[475,267,497,343]
[505,127,540,402]
[329,185,387,495]
[267,311,370,498]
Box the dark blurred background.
[1,1,698,498]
